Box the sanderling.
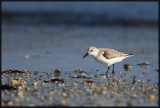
[83,46,133,74]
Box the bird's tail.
[124,53,134,57]
[128,53,133,56]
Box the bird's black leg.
[112,64,115,74]
[106,66,110,74]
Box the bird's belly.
[93,55,124,66]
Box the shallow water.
[2,2,158,21]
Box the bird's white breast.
[93,54,126,66]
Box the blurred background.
[2,2,158,72]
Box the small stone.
[11,93,14,97]
[21,83,26,89]
[121,74,125,78]
[94,74,98,78]
[27,87,30,91]
[125,74,128,77]
[17,77,22,81]
[115,99,122,106]
[34,72,39,75]
[95,90,101,95]
[40,96,45,101]
[49,91,55,95]
[11,80,19,86]
[145,66,149,70]
[54,69,61,77]
[149,95,156,100]
[131,94,137,98]
[41,82,45,87]
[127,102,134,106]
[61,99,68,105]
[137,62,150,66]
[101,74,106,78]
[33,82,38,86]
[74,68,81,72]
[123,64,132,71]
[62,92,67,97]
[18,86,22,90]
[85,88,90,92]
[102,89,107,94]
[8,101,13,106]
[23,55,30,59]
[51,78,64,83]
[147,79,152,82]
[17,90,23,97]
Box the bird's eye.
[91,50,93,51]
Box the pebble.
[49,91,54,95]
[147,79,152,82]
[145,66,149,70]
[41,82,45,87]
[137,62,150,65]
[40,96,45,101]
[115,99,122,106]
[61,99,68,105]
[74,68,81,72]
[149,95,156,100]
[62,92,67,97]
[8,101,13,106]
[94,74,98,78]
[18,86,23,90]
[11,80,19,86]
[131,94,137,98]
[10,93,14,97]
[127,101,134,106]
[85,88,90,92]
[23,55,30,59]
[33,82,38,86]
[26,87,30,91]
[1,68,158,106]
[101,75,106,78]
[34,72,39,75]
[54,69,61,77]
[123,64,132,71]
[17,90,23,97]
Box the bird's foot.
[112,71,115,75]
[106,71,109,75]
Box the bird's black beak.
[83,52,89,58]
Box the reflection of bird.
[83,46,133,74]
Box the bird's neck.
[91,51,99,58]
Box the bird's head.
[83,46,98,58]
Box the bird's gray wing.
[100,48,130,59]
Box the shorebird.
[83,47,133,74]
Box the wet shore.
[2,2,158,106]
[1,67,159,106]
[2,24,158,106]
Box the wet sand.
[1,24,158,106]
[1,2,158,106]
